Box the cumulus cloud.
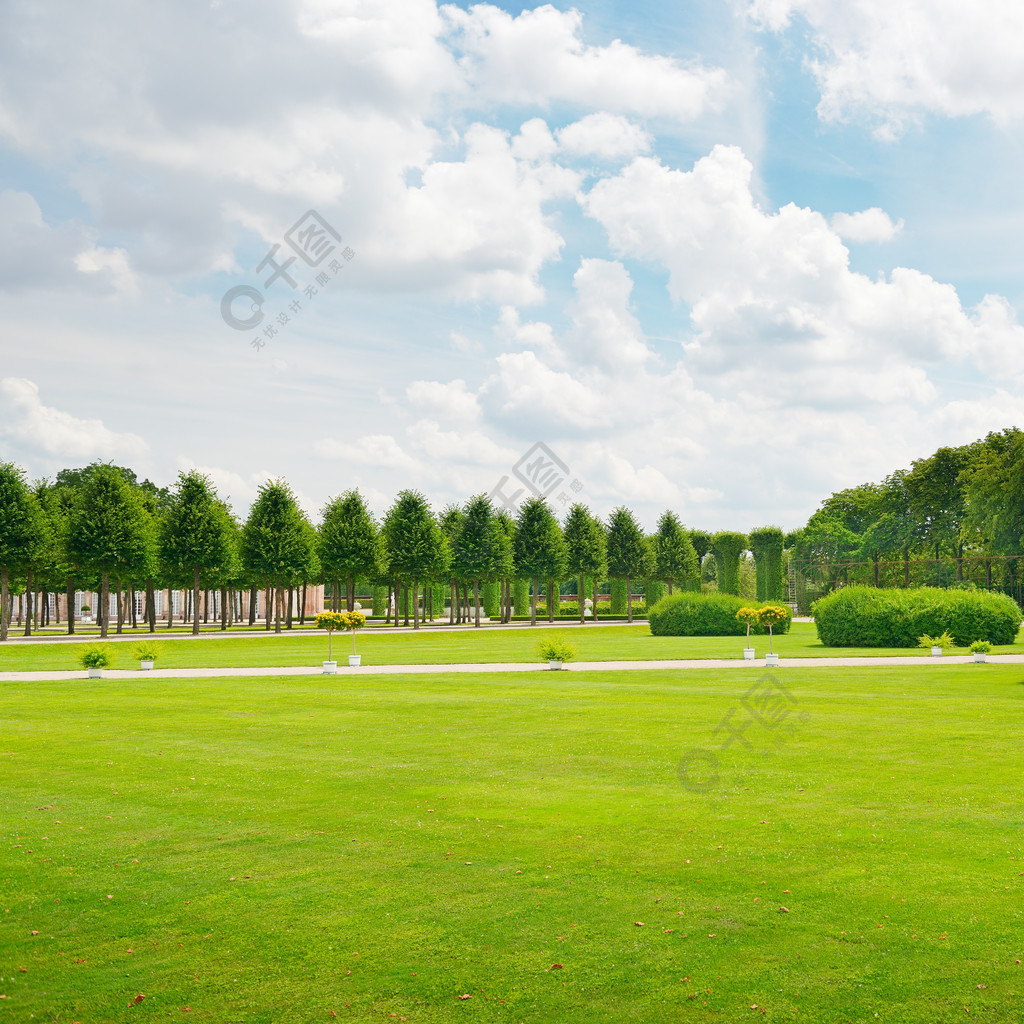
[830,207,903,243]
[0,378,148,461]
[556,113,652,160]
[746,0,1024,135]
[315,433,421,473]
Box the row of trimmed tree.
[0,459,785,640]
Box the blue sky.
[1,0,1022,532]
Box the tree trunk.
[449,579,457,624]
[300,582,307,625]
[248,585,257,626]
[191,567,201,636]
[264,586,272,630]
[275,585,283,633]
[0,567,9,642]
[147,579,156,632]
[626,576,633,623]
[115,579,125,634]
[66,576,75,635]
[579,574,585,624]
[220,586,228,630]
[473,579,481,627]
[385,585,392,624]
[403,585,410,627]
[667,579,673,595]
[592,579,599,623]
[413,581,420,629]
[23,571,34,636]
[286,586,294,629]
[100,572,109,638]
[346,575,354,612]
[167,588,174,629]
[531,579,537,626]
[547,580,555,623]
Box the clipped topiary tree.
[711,531,748,596]
[748,526,785,602]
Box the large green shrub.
[648,593,792,636]
[812,586,1022,647]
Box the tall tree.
[241,479,315,634]
[381,490,448,630]
[159,471,237,636]
[748,526,786,601]
[451,494,508,627]
[0,463,48,641]
[606,506,647,622]
[654,511,699,595]
[513,497,566,626]
[495,509,516,623]
[319,489,380,611]
[563,503,606,624]
[906,445,975,561]
[66,465,154,637]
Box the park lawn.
[2,620,1023,673]
[1,665,1023,1022]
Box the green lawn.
[2,665,1023,1021]
[3,620,1023,673]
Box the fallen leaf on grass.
[634,921,644,927]
[550,964,563,970]
[458,994,472,1000]
[16,967,27,973]
[130,993,145,1005]
[779,907,790,913]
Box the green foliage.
[240,479,315,586]
[649,593,793,636]
[131,640,163,662]
[536,637,577,662]
[513,498,566,583]
[318,490,381,592]
[748,526,785,601]
[315,611,346,632]
[969,639,992,653]
[812,586,1021,647]
[711,531,748,596]
[563,504,606,620]
[654,511,699,591]
[609,578,627,615]
[606,506,646,581]
[80,644,112,669]
[341,610,366,630]
[689,529,712,560]
[917,631,955,650]
[512,578,530,616]
[644,580,664,608]
[382,490,449,587]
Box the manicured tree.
[318,489,380,612]
[689,529,712,563]
[655,511,699,594]
[381,490,448,630]
[159,471,237,636]
[240,479,315,634]
[513,497,566,627]
[495,509,516,623]
[66,465,155,637]
[452,494,507,627]
[0,463,49,642]
[32,481,74,632]
[563,503,607,624]
[439,504,466,624]
[748,526,786,601]
[711,531,748,596]
[606,506,647,623]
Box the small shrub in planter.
[131,640,163,669]
[342,609,366,664]
[917,631,955,653]
[758,604,789,655]
[736,606,760,650]
[537,638,577,667]
[968,639,992,654]
[315,611,347,663]
[81,645,112,673]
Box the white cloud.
[442,3,729,121]
[315,433,421,473]
[0,378,148,462]
[830,207,903,243]
[405,379,481,424]
[556,113,652,160]
[747,0,1024,135]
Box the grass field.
[2,621,1023,673]
[2,663,1023,1021]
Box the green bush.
[648,593,792,637]
[812,586,1022,647]
[81,645,113,670]
[537,638,578,662]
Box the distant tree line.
[0,460,794,640]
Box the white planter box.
[87,667,103,678]
[765,653,780,667]
[323,660,337,674]
[549,659,564,670]
[743,648,756,660]
[973,652,986,663]
[349,655,361,667]
[931,646,942,657]
[140,660,154,671]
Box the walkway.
[2,653,1020,683]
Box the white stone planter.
[349,654,361,668]
[973,652,986,663]
[931,646,942,657]
[140,660,154,671]
[87,667,103,678]
[323,660,337,674]
[743,648,756,660]
[549,659,564,670]
[765,653,780,667]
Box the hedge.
[812,586,1022,647]
[648,593,792,636]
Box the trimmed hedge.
[648,593,792,636]
[812,586,1022,647]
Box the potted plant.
[918,631,954,657]
[736,606,759,660]
[81,644,112,678]
[80,603,93,623]
[969,639,991,663]
[758,605,789,666]
[537,637,577,670]
[342,609,367,667]
[315,611,346,673]
[131,639,163,671]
